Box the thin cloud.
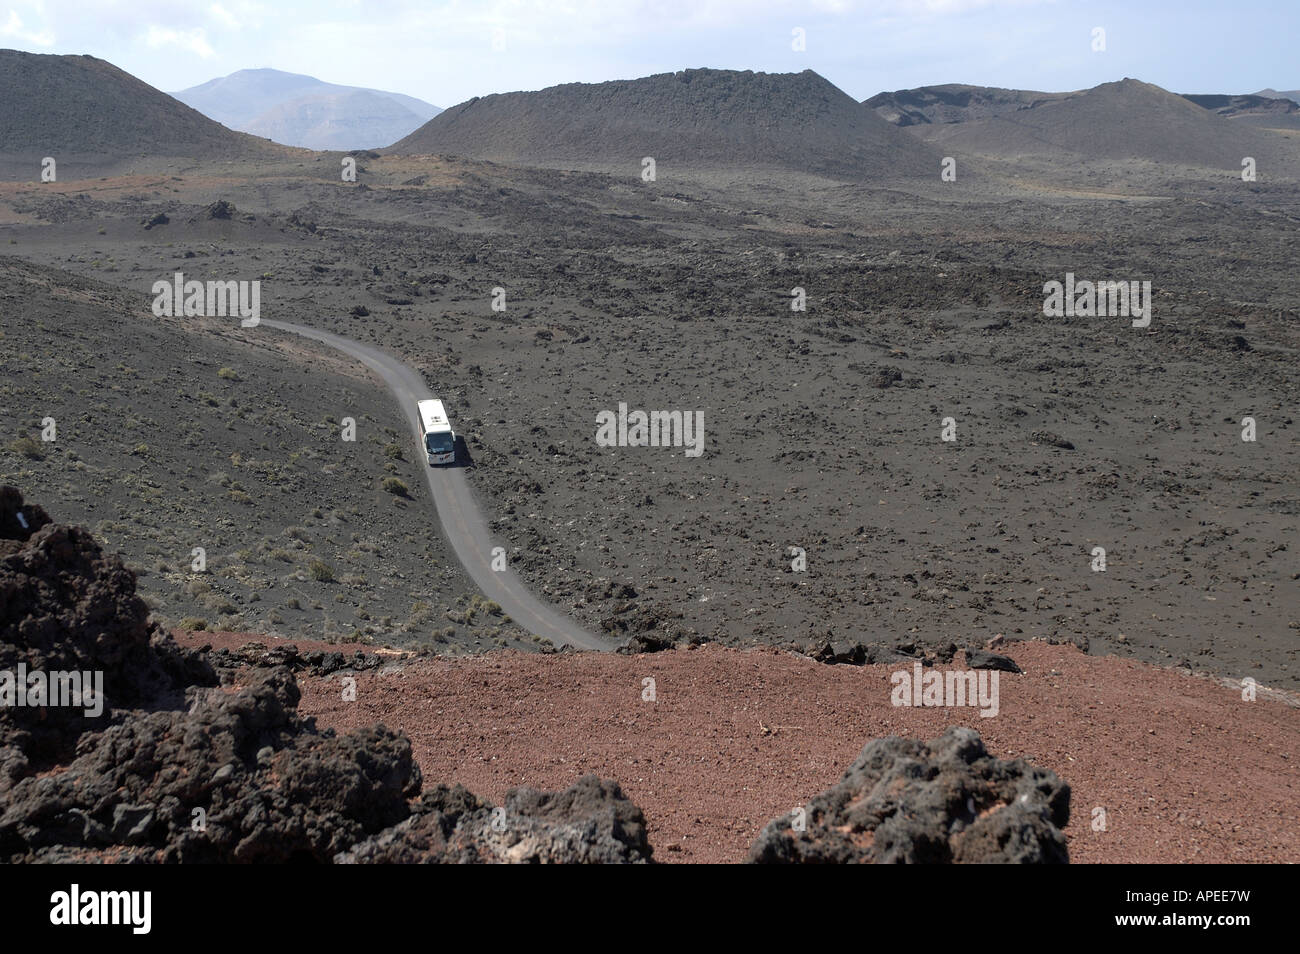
[209,3,240,29]
[142,25,216,58]
[1,9,56,46]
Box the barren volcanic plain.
[1,56,1297,866]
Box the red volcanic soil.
[174,633,1299,863]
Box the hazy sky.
[2,0,1295,106]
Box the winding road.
[263,319,610,652]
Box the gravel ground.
[176,631,1299,864]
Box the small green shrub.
[7,436,44,460]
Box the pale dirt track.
[263,319,611,651]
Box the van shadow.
[452,435,475,469]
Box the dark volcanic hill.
[882,78,1289,170]
[865,83,1068,126]
[0,49,279,159]
[1182,92,1300,129]
[1183,92,1300,117]
[388,68,937,178]
[869,81,1300,137]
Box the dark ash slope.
[0,49,282,159]
[872,78,1296,171]
[389,67,938,178]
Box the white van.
[417,399,456,465]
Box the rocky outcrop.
[0,668,421,862]
[749,727,1070,863]
[1,487,653,864]
[0,486,215,778]
[205,640,384,677]
[0,487,422,861]
[0,485,52,540]
[204,200,236,219]
[337,775,653,863]
[965,649,1023,673]
[806,637,958,667]
[615,632,680,655]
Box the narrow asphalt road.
[263,319,611,652]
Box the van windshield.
[426,433,454,454]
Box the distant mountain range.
[867,83,1300,129]
[1255,88,1300,103]
[172,68,440,150]
[865,78,1299,167]
[1182,93,1300,128]
[3,50,1294,174]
